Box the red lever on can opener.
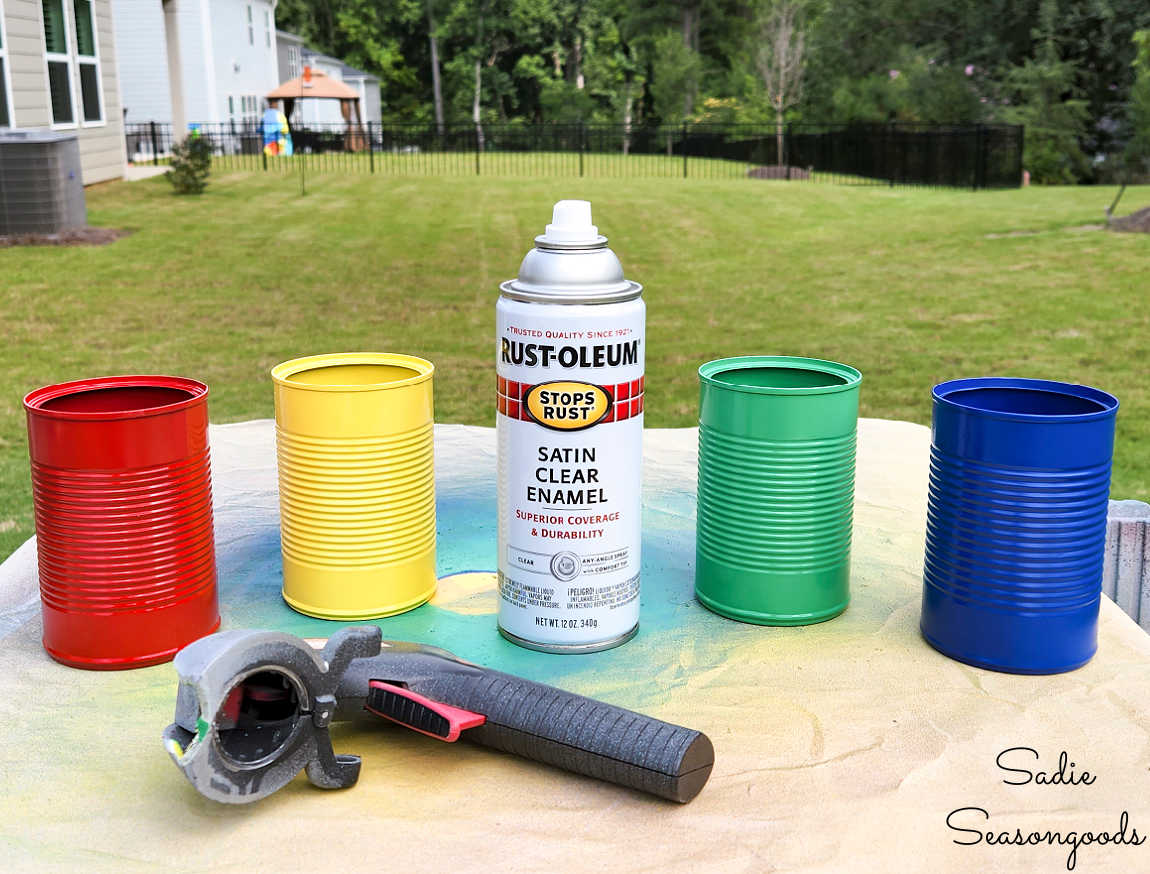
[365,681,487,742]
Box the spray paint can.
[497,200,645,653]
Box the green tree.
[829,48,985,123]
[1127,30,1150,176]
[440,0,518,130]
[751,0,808,164]
[1057,0,1150,158]
[426,0,446,132]
[650,29,702,128]
[507,0,634,123]
[1002,0,1090,183]
[585,17,644,125]
[276,0,434,120]
[336,0,426,118]
[268,0,1148,158]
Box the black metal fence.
[125,121,1023,189]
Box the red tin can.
[24,375,220,669]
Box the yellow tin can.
[271,353,436,619]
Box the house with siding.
[112,0,279,133]
[0,0,125,183]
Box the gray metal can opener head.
[163,627,378,803]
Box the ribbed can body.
[272,353,436,619]
[695,357,862,625]
[24,376,219,669]
[921,377,1119,674]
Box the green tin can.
[695,356,862,625]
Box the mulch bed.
[1107,206,1150,233]
[747,165,812,181]
[0,227,132,248]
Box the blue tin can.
[921,377,1119,674]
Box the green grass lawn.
[1,170,1147,559]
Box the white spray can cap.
[540,200,600,245]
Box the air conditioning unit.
[0,129,87,236]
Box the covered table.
[1,421,1148,872]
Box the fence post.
[150,121,159,166]
[974,123,987,190]
[579,122,585,177]
[876,124,885,184]
[1016,124,1025,188]
[676,121,685,178]
[368,120,375,174]
[888,122,895,188]
[970,126,978,190]
[786,123,792,180]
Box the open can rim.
[698,355,862,397]
[271,352,434,393]
[23,375,208,422]
[933,376,1119,425]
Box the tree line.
[275,0,1150,183]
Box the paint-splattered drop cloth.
[1,422,1148,872]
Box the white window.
[288,45,300,79]
[246,5,253,46]
[264,9,270,48]
[40,0,104,127]
[72,0,102,123]
[42,0,73,125]
[227,95,235,119]
[0,0,12,127]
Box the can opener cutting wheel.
[163,627,714,804]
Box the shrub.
[167,134,212,195]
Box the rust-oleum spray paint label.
[497,201,645,653]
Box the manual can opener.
[164,626,714,804]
